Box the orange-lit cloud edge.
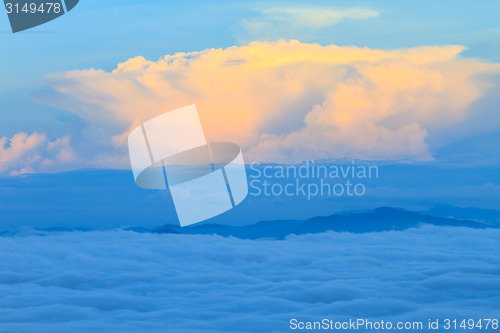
[2,40,499,175]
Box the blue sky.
[0,0,499,221]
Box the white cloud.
[0,226,499,332]
[240,7,380,41]
[0,132,75,175]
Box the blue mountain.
[125,207,495,240]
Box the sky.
[1,0,499,176]
[0,0,499,227]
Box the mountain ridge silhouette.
[125,207,495,239]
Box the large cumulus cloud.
[29,41,500,168]
[0,226,499,332]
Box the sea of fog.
[0,226,499,332]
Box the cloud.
[0,226,499,332]
[240,7,380,41]
[0,132,75,175]
[32,41,500,169]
